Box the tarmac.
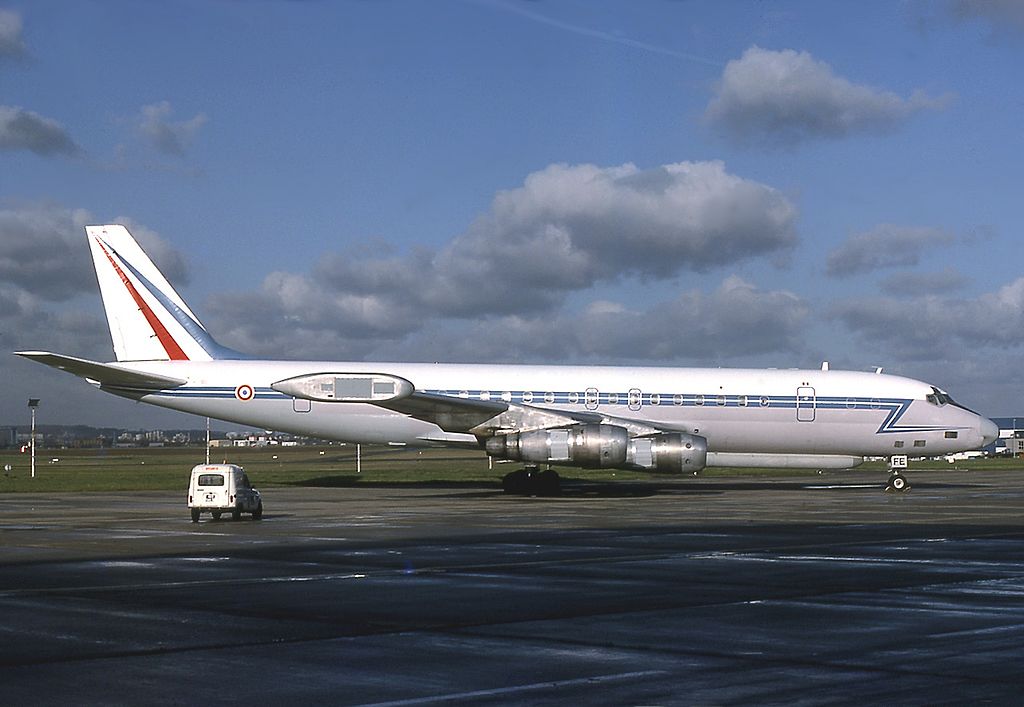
[2,469,1024,704]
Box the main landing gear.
[885,455,911,493]
[502,465,562,496]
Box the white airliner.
[17,225,997,493]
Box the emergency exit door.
[796,386,816,422]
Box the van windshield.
[197,474,224,486]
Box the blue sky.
[2,0,1024,429]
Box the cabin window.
[522,391,533,403]
[568,391,580,404]
[716,395,726,406]
[501,392,511,402]
[760,396,770,407]
[608,392,619,405]
[894,441,905,448]
[673,394,683,406]
[914,440,926,447]
[695,395,705,406]
[544,392,555,404]
[738,395,748,407]
[479,391,491,401]
[945,431,958,439]
[846,397,857,409]
[650,394,661,406]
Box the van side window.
[240,474,252,488]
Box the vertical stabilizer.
[86,225,237,362]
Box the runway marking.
[0,571,373,598]
[356,669,667,706]
[804,484,884,489]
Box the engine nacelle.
[485,424,707,474]
[626,432,707,474]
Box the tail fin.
[86,225,241,362]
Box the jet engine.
[484,423,707,474]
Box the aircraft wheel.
[887,473,910,492]
[190,508,200,523]
[502,469,530,494]
[534,469,561,496]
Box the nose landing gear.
[885,455,911,493]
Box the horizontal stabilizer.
[15,351,186,390]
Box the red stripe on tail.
[95,238,189,361]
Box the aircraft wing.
[379,391,666,438]
[14,351,187,395]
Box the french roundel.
[235,384,254,401]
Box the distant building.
[991,418,1024,456]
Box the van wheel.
[211,511,222,521]
[190,508,200,523]
[253,502,263,520]
[232,509,242,521]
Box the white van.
[187,464,263,522]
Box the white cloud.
[392,277,808,365]
[831,277,1024,359]
[0,105,80,156]
[0,203,96,300]
[705,46,951,146]
[208,160,799,352]
[0,8,26,60]
[138,101,207,156]
[878,267,969,296]
[826,225,955,277]
[0,203,189,301]
[569,276,809,361]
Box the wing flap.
[378,391,665,437]
[377,392,511,433]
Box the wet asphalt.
[2,469,1024,704]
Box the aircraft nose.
[980,417,999,447]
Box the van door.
[195,471,229,507]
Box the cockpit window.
[926,387,955,406]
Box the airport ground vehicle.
[187,464,263,522]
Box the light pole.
[27,399,39,479]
